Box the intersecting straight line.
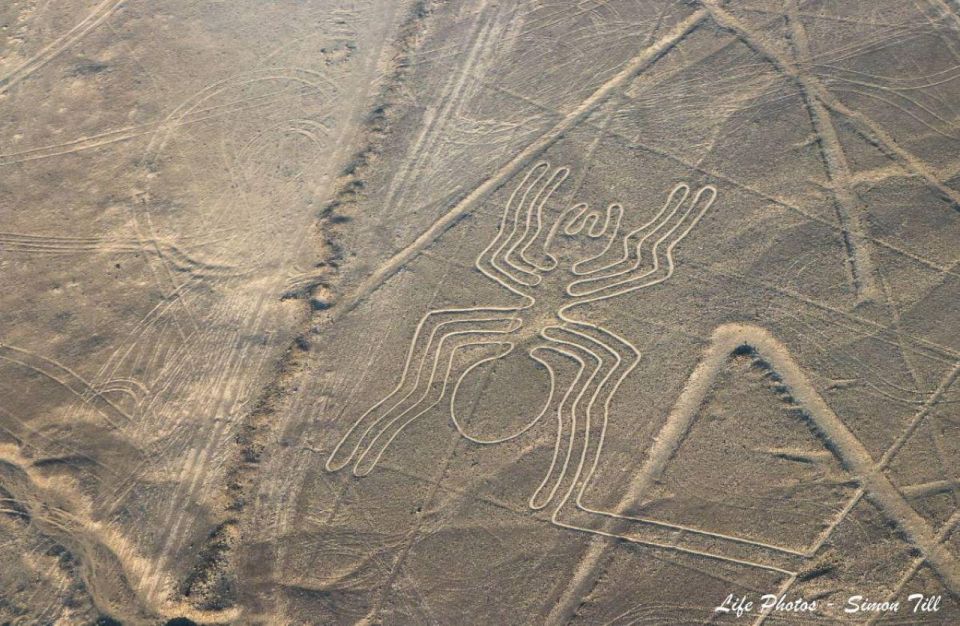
[325,8,709,322]
[704,0,960,208]
[418,242,960,366]
[370,462,779,597]
[462,55,960,284]
[318,10,708,621]
[546,345,960,626]
[320,4,960,624]
[546,9,960,624]
[783,0,877,302]
[334,5,958,326]
[357,213,486,625]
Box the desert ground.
[1,0,959,624]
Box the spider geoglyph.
[326,161,718,524]
[323,163,960,594]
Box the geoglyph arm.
[475,161,570,292]
[325,310,519,474]
[563,183,717,307]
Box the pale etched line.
[523,347,589,511]
[562,185,717,307]
[544,326,772,625]
[577,336,842,556]
[131,68,336,322]
[544,97,622,272]
[125,70,333,336]
[739,5,928,29]
[328,316,519,472]
[755,329,959,580]
[536,328,605,511]
[877,273,932,399]
[120,62,340,615]
[144,278,305,595]
[681,259,960,364]
[825,98,960,208]
[57,10,393,615]
[329,167,730,620]
[450,345,559,445]
[702,0,960,209]
[0,0,125,95]
[145,286,280,603]
[0,405,118,479]
[752,574,800,626]
[330,163,667,488]
[379,2,499,219]
[462,32,960,280]
[865,508,960,626]
[490,162,557,285]
[0,233,239,279]
[327,162,571,475]
[617,127,959,280]
[548,326,793,580]
[0,83,317,166]
[0,444,242,624]
[785,0,878,302]
[878,270,960,512]
[144,68,335,156]
[350,329,520,476]
[501,178,710,612]
[567,185,686,285]
[355,339,518,626]
[562,202,624,275]
[505,167,571,275]
[335,157,957,612]
[0,344,133,429]
[546,324,960,624]
[126,68,339,362]
[327,9,709,320]
[90,276,205,398]
[902,479,960,499]
[879,360,960,468]
[787,357,960,591]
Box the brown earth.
[1,0,959,623]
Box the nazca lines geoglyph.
[326,161,715,490]
[326,164,960,600]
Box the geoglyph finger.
[511,165,570,272]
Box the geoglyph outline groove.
[325,162,715,488]
[325,163,959,620]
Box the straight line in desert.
[865,507,960,626]
[705,0,877,301]
[703,0,960,209]
[783,0,877,301]
[379,0,499,218]
[470,70,960,287]
[703,0,960,280]
[327,8,709,321]
[546,324,960,625]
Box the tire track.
[0,0,126,95]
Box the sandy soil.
[1,0,959,624]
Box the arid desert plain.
[1,0,960,624]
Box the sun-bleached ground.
[1,1,959,623]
